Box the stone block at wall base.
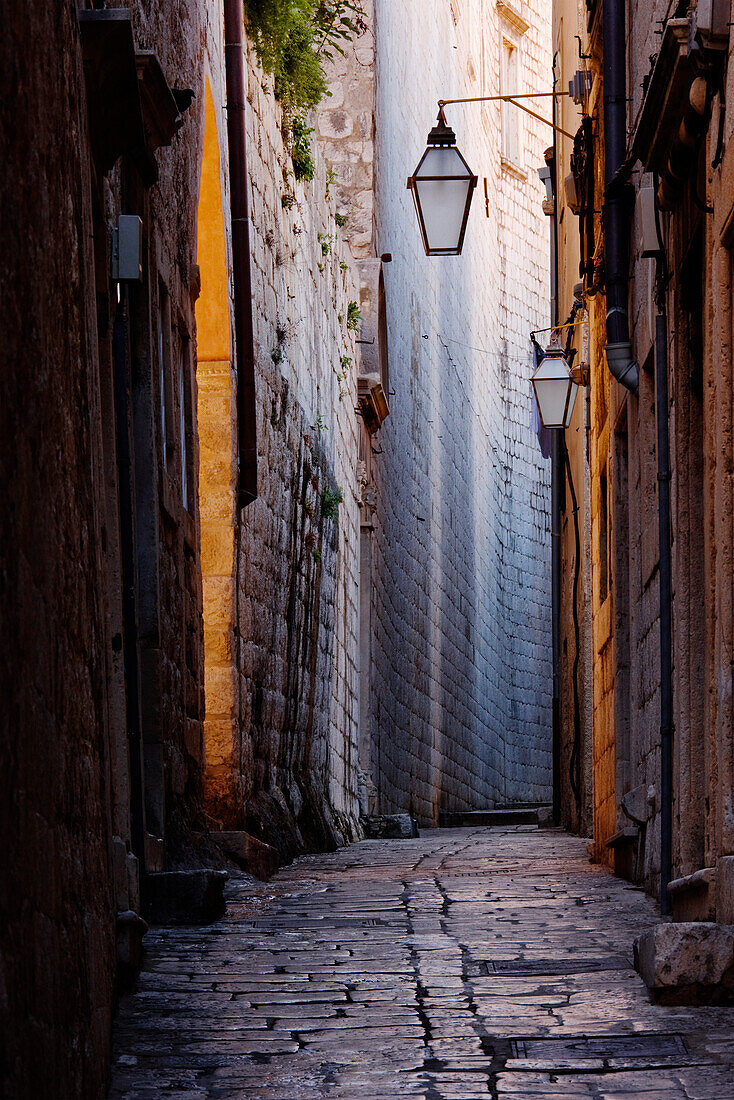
[606,826,639,882]
[362,813,419,839]
[116,910,148,992]
[214,831,280,879]
[716,856,734,923]
[634,922,734,1004]
[668,866,716,922]
[144,870,228,925]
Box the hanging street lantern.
[407,109,478,256]
[532,345,579,429]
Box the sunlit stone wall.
[365,0,554,819]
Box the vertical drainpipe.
[551,431,563,824]
[113,289,147,874]
[223,0,258,507]
[655,310,674,913]
[550,62,562,825]
[602,0,638,394]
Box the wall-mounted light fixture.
[407,109,478,256]
[532,345,579,430]
[409,94,575,255]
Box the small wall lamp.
[532,346,580,430]
[406,109,478,256]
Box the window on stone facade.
[501,39,520,166]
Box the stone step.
[438,804,552,828]
[144,869,228,925]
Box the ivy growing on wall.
[244,0,366,180]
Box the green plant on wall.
[244,1,366,180]
[346,300,361,331]
[321,486,344,520]
[318,231,336,257]
[289,115,315,181]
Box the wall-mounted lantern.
[410,95,575,256]
[532,345,579,429]
[407,109,477,256]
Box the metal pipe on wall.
[550,61,562,823]
[223,0,258,507]
[552,430,563,824]
[655,309,674,914]
[113,288,147,873]
[602,0,638,394]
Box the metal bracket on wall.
[437,92,577,140]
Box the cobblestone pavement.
[110,828,734,1098]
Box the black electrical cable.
[712,68,726,169]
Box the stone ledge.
[716,856,734,923]
[116,910,148,992]
[144,870,228,926]
[362,813,419,839]
[668,866,716,922]
[213,831,280,880]
[634,922,734,1004]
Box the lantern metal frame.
[407,110,478,257]
[409,93,576,258]
[532,346,579,430]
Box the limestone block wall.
[553,0,594,840]
[621,1,734,895]
[364,0,553,821]
[0,7,115,1093]
[0,0,214,1090]
[199,26,364,856]
[555,1,734,908]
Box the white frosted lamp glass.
[408,114,478,256]
[532,349,578,429]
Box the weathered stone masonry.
[0,6,115,1094]
[1,4,556,1095]
[198,24,364,857]
[1,0,210,1093]
[365,0,554,821]
[555,0,734,937]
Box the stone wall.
[132,1,208,861]
[198,25,365,856]
[0,4,115,1095]
[362,0,553,822]
[552,0,594,840]
[0,0,211,1092]
[198,0,554,842]
[555,0,734,913]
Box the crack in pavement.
[110,828,734,1099]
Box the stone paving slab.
[109,828,734,1098]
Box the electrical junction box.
[568,70,592,105]
[695,0,730,49]
[564,172,580,213]
[112,214,143,281]
[637,187,661,257]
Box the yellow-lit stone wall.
[554,0,734,915]
[195,10,365,853]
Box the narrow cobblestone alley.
[110,828,734,1099]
